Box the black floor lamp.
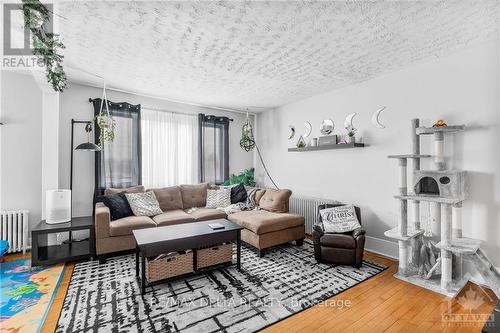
[70,119,101,213]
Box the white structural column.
[41,91,60,219]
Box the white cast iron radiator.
[289,196,339,234]
[1,210,29,253]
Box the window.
[141,109,199,188]
[198,114,230,184]
[92,103,230,191]
[92,99,141,196]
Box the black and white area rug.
[57,241,387,333]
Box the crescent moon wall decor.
[371,106,387,129]
[288,125,295,140]
[344,113,357,129]
[304,121,312,137]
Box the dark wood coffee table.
[133,219,243,295]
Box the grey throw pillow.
[125,191,163,216]
[320,205,361,233]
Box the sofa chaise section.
[227,209,305,256]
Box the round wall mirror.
[320,119,335,135]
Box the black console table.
[31,216,95,266]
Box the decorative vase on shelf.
[347,135,355,144]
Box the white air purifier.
[46,189,71,224]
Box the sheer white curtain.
[141,109,199,188]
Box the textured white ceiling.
[59,1,498,111]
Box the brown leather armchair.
[312,204,365,267]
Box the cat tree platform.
[415,125,465,135]
[436,237,482,254]
[394,273,469,298]
[394,194,463,205]
[384,227,424,241]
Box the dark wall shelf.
[288,143,365,152]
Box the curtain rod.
[88,99,234,121]
[141,106,234,121]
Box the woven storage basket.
[196,243,233,270]
[146,251,193,282]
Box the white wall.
[0,71,43,228]
[256,40,500,266]
[59,82,255,217]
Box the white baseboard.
[365,236,398,260]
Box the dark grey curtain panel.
[198,114,230,184]
[91,99,142,196]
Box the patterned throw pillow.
[125,191,163,217]
[206,188,231,209]
[245,188,258,209]
[320,205,361,233]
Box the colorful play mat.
[1,259,65,333]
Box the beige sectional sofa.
[95,183,305,259]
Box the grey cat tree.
[385,119,500,298]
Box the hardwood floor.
[262,252,497,333]
[5,251,496,333]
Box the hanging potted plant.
[94,82,116,148]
